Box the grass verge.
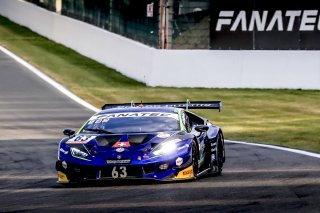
[0,15,319,153]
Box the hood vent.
[96,134,155,146]
[128,134,155,145]
[96,135,122,146]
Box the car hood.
[61,131,194,165]
[66,131,184,152]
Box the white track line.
[0,46,100,113]
[1,46,319,159]
[226,140,320,159]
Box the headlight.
[152,139,181,156]
[70,147,89,159]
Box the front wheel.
[214,133,224,175]
[192,141,199,177]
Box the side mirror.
[63,128,75,137]
[194,125,209,133]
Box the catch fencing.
[24,0,320,50]
[24,0,211,49]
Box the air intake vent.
[142,164,155,174]
[128,134,155,145]
[96,135,122,146]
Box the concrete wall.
[153,50,320,89]
[0,0,153,84]
[1,0,319,89]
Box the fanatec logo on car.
[216,10,320,32]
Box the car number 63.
[111,166,127,178]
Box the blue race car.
[56,101,225,183]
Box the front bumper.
[56,155,194,183]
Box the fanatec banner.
[210,0,320,50]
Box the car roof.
[98,107,180,115]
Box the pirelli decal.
[57,171,69,183]
[176,165,194,179]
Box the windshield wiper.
[83,128,114,134]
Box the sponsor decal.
[102,118,110,123]
[66,141,88,145]
[145,103,214,108]
[183,169,193,175]
[66,135,96,144]
[106,159,131,164]
[143,154,150,159]
[216,10,320,32]
[62,161,68,169]
[89,112,179,121]
[116,147,125,153]
[137,156,142,161]
[177,144,189,151]
[87,117,109,125]
[157,133,171,138]
[176,157,183,166]
[176,165,194,179]
[117,155,122,159]
[57,171,69,183]
[59,148,69,155]
[113,141,130,148]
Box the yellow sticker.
[176,165,194,179]
[57,171,69,183]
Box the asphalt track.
[0,48,320,213]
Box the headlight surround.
[152,139,181,156]
[70,147,89,159]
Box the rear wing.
[102,100,223,112]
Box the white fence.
[1,0,319,89]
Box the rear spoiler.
[102,100,223,112]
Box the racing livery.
[56,101,225,184]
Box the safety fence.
[24,0,210,49]
[25,0,320,50]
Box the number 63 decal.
[111,166,127,178]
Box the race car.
[56,101,225,184]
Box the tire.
[192,141,199,177]
[215,133,224,175]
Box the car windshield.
[81,112,180,133]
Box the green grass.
[1,16,319,153]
